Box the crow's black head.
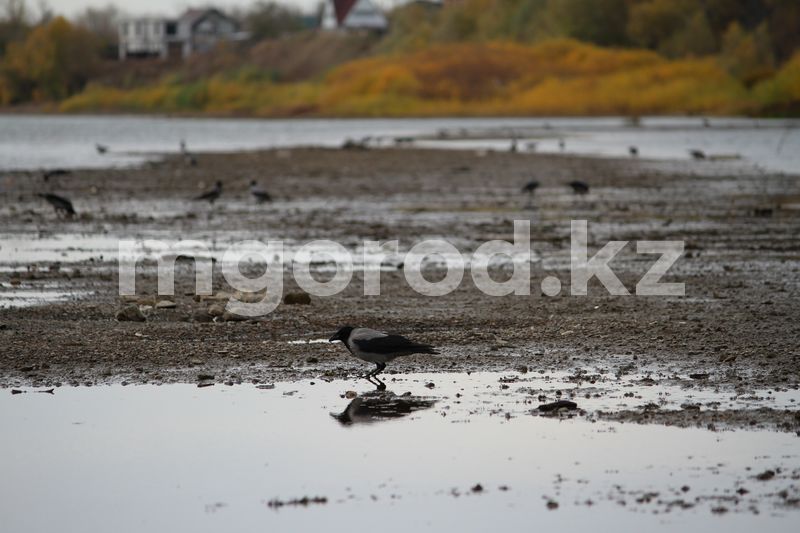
[329,326,355,343]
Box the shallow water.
[1,372,798,532]
[0,232,534,270]
[2,115,798,174]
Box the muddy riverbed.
[0,146,799,434]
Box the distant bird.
[509,138,518,153]
[394,136,414,146]
[37,193,76,217]
[525,141,538,152]
[194,181,222,203]
[342,138,367,150]
[42,169,70,182]
[629,146,639,157]
[558,139,565,151]
[689,149,706,160]
[95,144,108,154]
[522,180,540,195]
[568,180,589,194]
[329,326,438,385]
[180,139,187,154]
[249,180,272,203]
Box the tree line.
[0,0,798,111]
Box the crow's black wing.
[194,190,217,201]
[353,334,438,355]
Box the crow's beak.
[328,333,339,343]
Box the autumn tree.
[1,16,100,103]
[542,0,630,46]
[244,1,306,40]
[0,0,29,54]
[75,5,119,59]
[720,21,774,85]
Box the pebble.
[115,304,146,322]
[207,304,225,317]
[284,291,311,305]
[192,309,213,323]
[155,300,176,309]
[537,400,578,412]
[222,311,249,322]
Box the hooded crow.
[38,193,76,217]
[689,149,706,160]
[329,326,438,384]
[249,180,272,203]
[522,180,540,194]
[568,180,589,194]
[95,144,108,154]
[629,146,639,157]
[194,181,222,203]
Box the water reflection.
[332,390,436,425]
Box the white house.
[321,0,388,32]
[118,8,244,60]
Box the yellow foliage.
[59,39,796,117]
[1,17,100,103]
[754,52,800,115]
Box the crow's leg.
[372,374,387,391]
[362,373,386,390]
[373,362,387,377]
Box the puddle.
[2,372,798,532]
[0,233,538,269]
[0,279,92,308]
[287,338,330,345]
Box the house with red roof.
[321,0,388,32]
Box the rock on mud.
[115,305,146,322]
[207,304,225,317]
[284,291,311,305]
[537,400,578,412]
[222,311,250,322]
[192,309,214,323]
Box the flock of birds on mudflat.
[35,136,712,220]
[36,140,273,217]
[26,134,721,386]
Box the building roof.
[332,0,359,25]
[178,8,237,29]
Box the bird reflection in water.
[332,390,437,425]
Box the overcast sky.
[46,0,402,18]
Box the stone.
[115,304,145,322]
[284,291,311,305]
[222,311,249,322]
[192,309,213,323]
[537,400,577,412]
[155,300,176,309]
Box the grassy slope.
[61,38,800,117]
